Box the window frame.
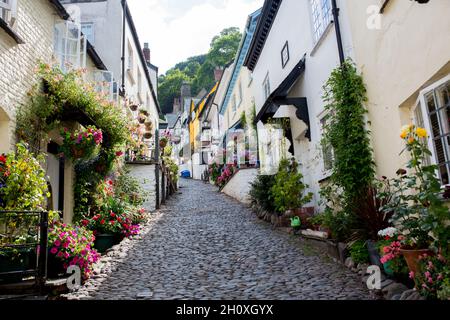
[81,22,94,44]
[0,0,17,28]
[309,0,333,45]
[415,74,450,186]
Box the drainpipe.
[120,0,127,97]
[331,0,345,65]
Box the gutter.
[121,1,162,115]
[331,0,345,65]
[48,0,70,20]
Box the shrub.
[349,240,369,264]
[414,254,448,300]
[0,142,49,210]
[271,158,312,214]
[249,174,277,213]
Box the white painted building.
[244,0,355,209]
[0,0,120,221]
[60,0,160,139]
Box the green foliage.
[240,111,247,128]
[349,240,369,264]
[311,208,356,242]
[158,69,191,114]
[415,254,448,300]
[271,158,313,215]
[115,167,147,206]
[249,174,277,213]
[322,60,375,215]
[17,63,128,151]
[383,125,450,254]
[158,27,242,114]
[59,126,102,161]
[0,142,49,210]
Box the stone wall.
[222,168,258,204]
[0,0,61,154]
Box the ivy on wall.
[321,60,375,215]
[16,63,130,222]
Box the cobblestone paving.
[91,179,373,300]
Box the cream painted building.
[345,0,450,185]
[0,0,126,222]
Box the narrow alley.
[81,179,372,300]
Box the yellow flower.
[416,127,428,138]
[408,136,415,144]
[400,125,410,139]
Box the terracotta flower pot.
[400,248,433,276]
[129,104,138,112]
[144,132,152,139]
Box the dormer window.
[0,0,17,28]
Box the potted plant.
[144,121,153,131]
[138,114,147,124]
[385,125,449,275]
[271,158,313,227]
[129,104,138,112]
[47,221,99,280]
[144,132,152,140]
[159,137,168,149]
[139,109,149,117]
[59,126,103,161]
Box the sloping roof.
[165,114,179,128]
[219,8,261,115]
[244,0,282,72]
[254,55,306,124]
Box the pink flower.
[424,271,431,278]
[409,271,415,279]
[50,247,58,255]
[54,240,61,247]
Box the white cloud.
[127,0,263,74]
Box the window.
[127,41,134,71]
[232,95,237,113]
[310,0,333,43]
[237,81,243,108]
[81,23,94,44]
[263,73,271,100]
[419,79,450,185]
[281,41,290,68]
[0,0,17,27]
[54,21,86,72]
[320,114,334,172]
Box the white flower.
[378,227,398,238]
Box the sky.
[127,0,263,75]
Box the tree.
[157,27,242,114]
[158,69,191,114]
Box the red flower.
[3,171,10,177]
[110,212,116,218]
[100,219,105,225]
[81,220,89,226]
[0,155,6,163]
[116,151,124,157]
[117,217,122,223]
[93,215,99,221]
[110,221,115,225]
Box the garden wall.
[222,168,258,204]
[127,162,157,212]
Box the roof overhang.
[254,55,311,140]
[244,0,282,72]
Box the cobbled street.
[90,179,373,300]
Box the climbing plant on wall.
[16,62,130,221]
[321,59,375,216]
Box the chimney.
[143,42,151,64]
[181,81,191,100]
[214,66,224,82]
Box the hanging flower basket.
[144,132,152,139]
[159,138,168,148]
[144,121,153,130]
[129,104,138,112]
[138,116,146,124]
[139,109,149,117]
[59,126,103,161]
